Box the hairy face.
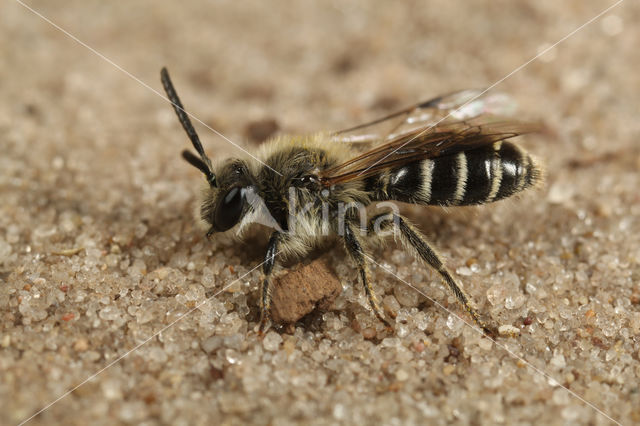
[201,159,253,234]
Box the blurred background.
[3,1,635,164]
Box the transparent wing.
[320,118,539,186]
[330,89,517,146]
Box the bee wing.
[330,89,517,145]
[320,118,539,186]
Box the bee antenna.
[161,67,217,187]
[182,150,216,186]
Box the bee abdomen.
[370,142,540,206]
[457,141,541,205]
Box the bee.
[160,67,543,334]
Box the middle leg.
[343,222,392,328]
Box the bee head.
[161,67,251,236]
[200,160,253,235]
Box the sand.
[1,1,639,425]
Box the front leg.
[259,231,281,333]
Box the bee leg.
[343,223,393,329]
[371,213,495,336]
[258,232,281,335]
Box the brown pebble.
[592,336,609,350]
[143,392,157,405]
[188,69,215,89]
[237,84,274,101]
[73,338,89,352]
[24,103,39,117]
[448,343,461,358]
[362,327,377,340]
[270,257,342,324]
[388,382,402,392]
[560,250,573,260]
[445,341,461,364]
[332,54,356,74]
[245,118,280,144]
[442,364,455,376]
[209,366,224,382]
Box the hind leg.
[370,212,495,335]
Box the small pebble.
[73,338,89,352]
[442,365,455,376]
[395,369,409,381]
[498,325,520,336]
[263,331,283,352]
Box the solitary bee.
[160,68,542,334]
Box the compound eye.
[215,187,245,232]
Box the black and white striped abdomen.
[367,141,541,206]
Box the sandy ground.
[1,1,639,425]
